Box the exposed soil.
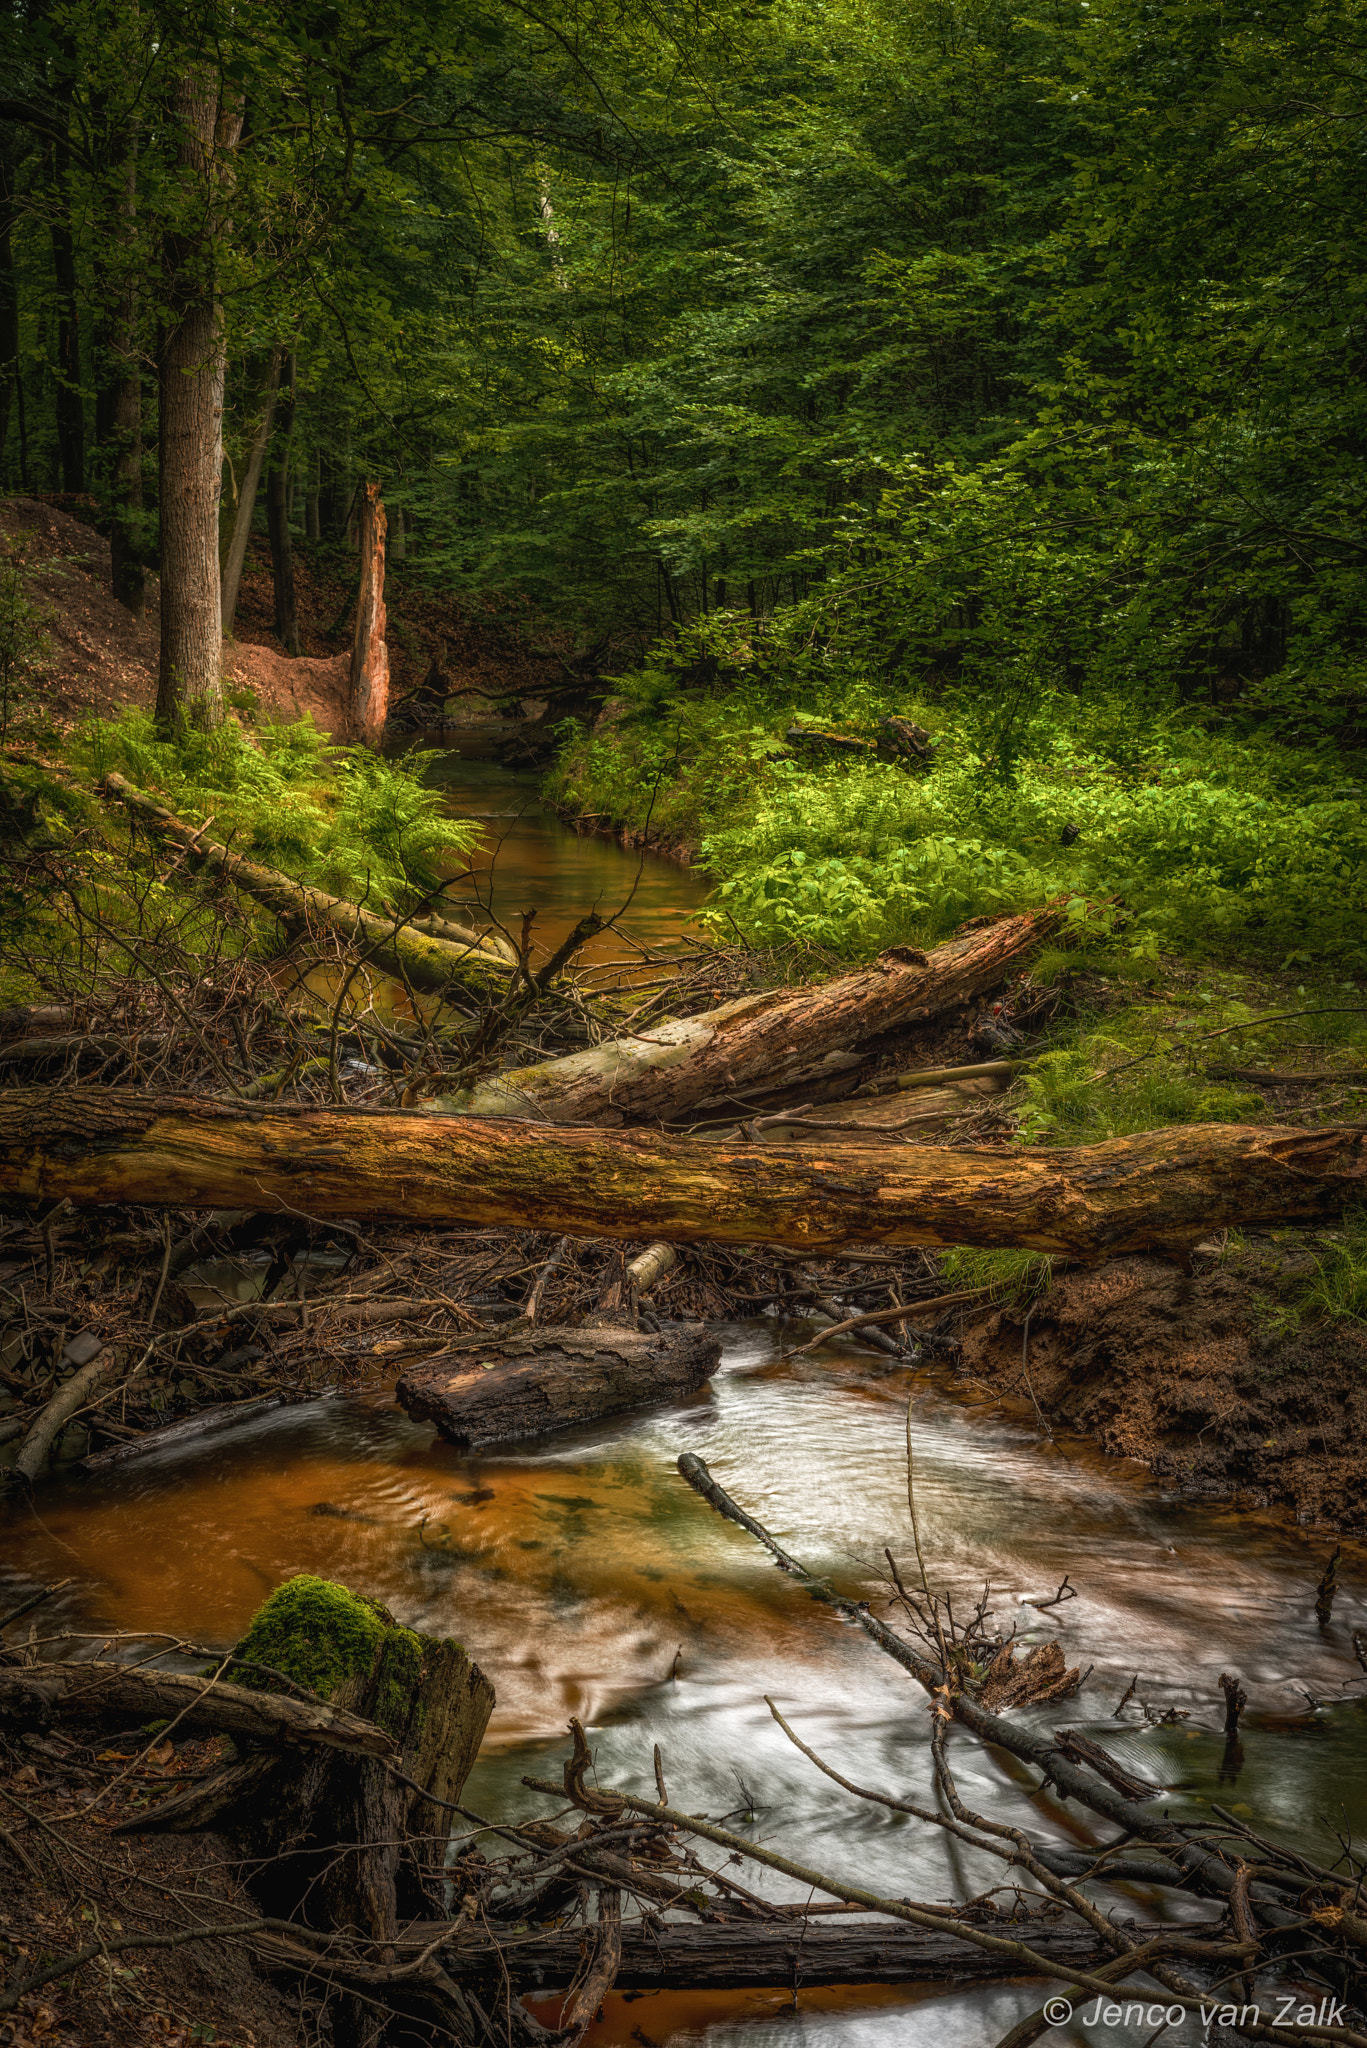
[0,1730,306,2048]
[957,1239,1367,1531]
[3,496,564,742]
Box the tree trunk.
[305,444,320,539]
[439,1916,1178,1993]
[0,151,20,481]
[266,350,299,653]
[351,480,389,747]
[389,501,405,559]
[155,72,242,734]
[105,126,145,615]
[220,347,281,636]
[3,1087,1364,1257]
[398,1323,722,1450]
[101,771,514,991]
[49,124,84,495]
[437,909,1062,1125]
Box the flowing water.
[5,735,1366,2048]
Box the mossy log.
[397,1323,722,1449]
[102,773,512,995]
[434,905,1063,1123]
[0,1658,397,1754]
[4,1085,1367,1255]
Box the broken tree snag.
[101,774,512,994]
[351,481,389,749]
[435,905,1065,1124]
[398,1324,721,1450]
[221,1577,493,1944]
[5,1088,1367,1256]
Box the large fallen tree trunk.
[102,774,513,996]
[434,906,1064,1124]
[2,1087,1365,1255]
[398,1322,721,1449]
[440,1915,1184,1993]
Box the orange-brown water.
[6,762,1366,2048]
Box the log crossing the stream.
[2,1086,1365,1255]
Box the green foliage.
[234,1574,425,1736]
[1012,1036,1266,1147]
[72,710,480,907]
[937,1247,1054,1310]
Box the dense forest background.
[2,0,1365,967]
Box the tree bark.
[101,772,514,992]
[49,124,85,495]
[0,1662,398,1756]
[438,1916,1180,1993]
[398,1323,722,1450]
[3,1087,1365,1257]
[266,350,299,653]
[351,480,389,747]
[436,909,1063,1125]
[0,149,22,485]
[155,71,242,733]
[220,347,281,636]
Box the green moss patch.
[234,1574,427,1738]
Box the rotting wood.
[0,1661,397,1755]
[397,1322,721,1449]
[9,1347,113,1485]
[102,774,513,993]
[433,906,1064,1124]
[3,1085,1366,1256]
[434,1915,1186,1993]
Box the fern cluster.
[73,710,481,908]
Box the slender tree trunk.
[0,155,18,480]
[155,72,242,733]
[49,134,85,494]
[305,444,320,539]
[265,350,299,653]
[350,480,388,747]
[220,347,281,636]
[389,501,405,559]
[106,130,145,615]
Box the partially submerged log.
[397,1323,721,1449]
[103,773,513,994]
[434,906,1063,1123]
[4,1085,1367,1256]
[442,1914,1181,1993]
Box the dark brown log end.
[397,1323,722,1449]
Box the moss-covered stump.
[231,1577,493,1962]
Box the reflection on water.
[4,1324,1365,2048]
[417,735,711,971]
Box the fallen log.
[397,1323,721,1449]
[434,906,1063,1124]
[438,1915,1185,1993]
[3,1086,1366,1256]
[102,774,513,995]
[0,1659,397,1755]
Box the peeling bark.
[434,908,1063,1125]
[2,1086,1364,1257]
[351,481,389,748]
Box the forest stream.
[4,740,1364,2048]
